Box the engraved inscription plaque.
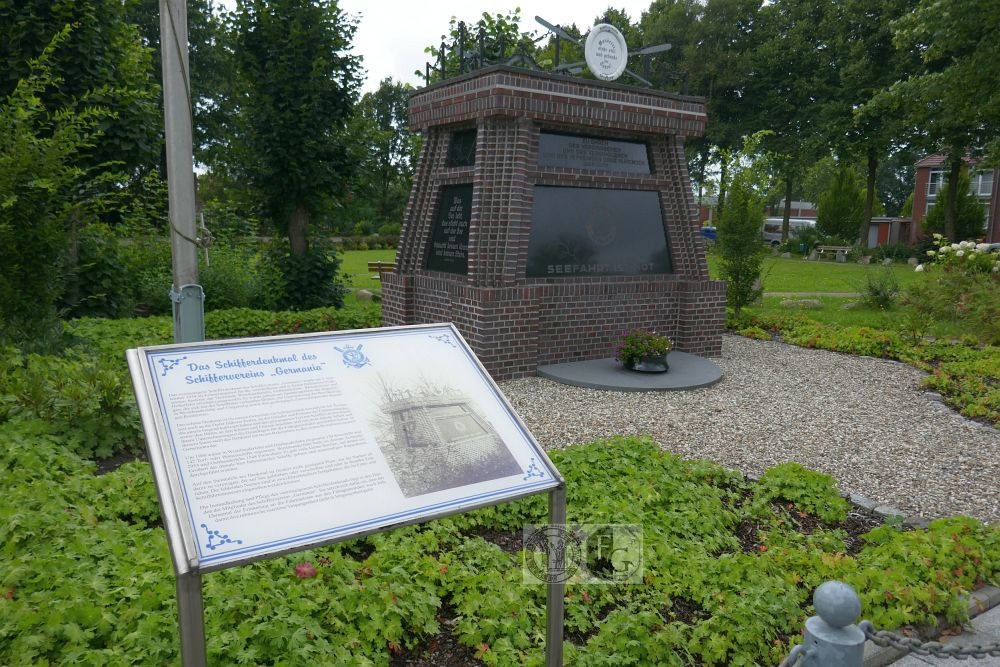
[447,128,477,167]
[526,186,671,277]
[538,133,650,174]
[425,184,472,275]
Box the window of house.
[972,170,994,197]
[927,169,945,198]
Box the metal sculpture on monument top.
[389,17,725,381]
[421,15,674,87]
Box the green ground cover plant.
[1,253,997,664]
[1,434,996,666]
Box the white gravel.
[500,334,1000,525]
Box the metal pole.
[160,0,204,344]
[176,571,208,666]
[545,485,566,667]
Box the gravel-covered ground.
[500,334,1000,526]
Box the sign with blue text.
[127,324,560,574]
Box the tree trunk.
[944,156,961,241]
[288,206,310,255]
[717,159,728,220]
[859,152,878,248]
[781,176,793,242]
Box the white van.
[762,217,815,246]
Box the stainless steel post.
[176,571,207,666]
[545,485,567,667]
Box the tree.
[0,33,107,345]
[920,169,986,241]
[123,0,237,170]
[816,165,866,241]
[749,0,839,242]
[682,0,767,217]
[717,134,771,316]
[822,0,920,245]
[0,0,161,189]
[869,0,1000,239]
[233,0,362,256]
[350,78,417,227]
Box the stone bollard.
[800,581,867,666]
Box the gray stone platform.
[536,351,723,392]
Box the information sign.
[128,324,560,573]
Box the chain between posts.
[859,620,1000,660]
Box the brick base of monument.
[382,273,725,381]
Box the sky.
[334,1,655,92]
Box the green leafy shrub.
[0,348,141,459]
[61,222,134,319]
[858,267,900,310]
[1,435,997,666]
[848,517,1000,628]
[869,243,913,263]
[257,240,348,311]
[198,243,259,311]
[904,236,1000,345]
[120,236,173,315]
[753,462,850,524]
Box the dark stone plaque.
[447,129,477,167]
[425,184,472,274]
[538,133,650,174]
[526,187,671,277]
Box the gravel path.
[500,334,1000,526]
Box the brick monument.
[381,65,725,381]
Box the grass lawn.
[338,248,396,290]
[344,249,922,295]
[706,253,923,293]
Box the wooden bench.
[367,261,395,279]
[813,245,851,260]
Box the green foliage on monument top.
[421,9,537,84]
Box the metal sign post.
[546,485,567,667]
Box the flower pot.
[626,353,669,373]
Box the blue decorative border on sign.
[157,356,187,377]
[523,458,547,481]
[196,478,556,567]
[200,523,243,551]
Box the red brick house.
[908,155,997,244]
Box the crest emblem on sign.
[334,344,370,368]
